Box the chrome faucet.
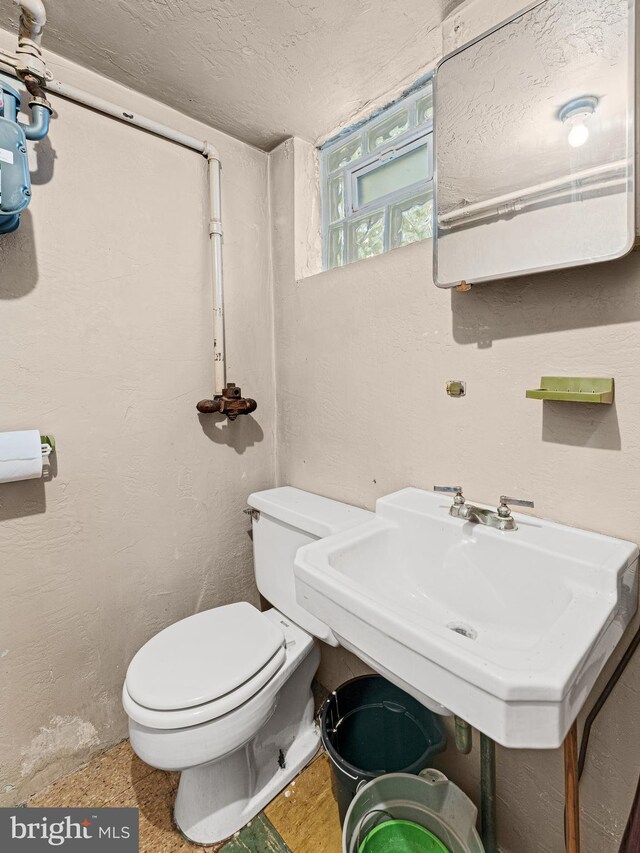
[433,486,534,531]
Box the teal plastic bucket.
[320,675,446,824]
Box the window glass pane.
[328,137,363,172]
[390,192,434,248]
[328,225,344,269]
[357,144,429,207]
[348,212,384,262]
[321,81,435,269]
[417,90,433,125]
[328,175,344,223]
[368,109,409,151]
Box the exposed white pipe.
[15,0,46,44]
[0,53,19,71]
[44,78,220,160]
[5,0,48,82]
[207,154,227,394]
[5,1,218,163]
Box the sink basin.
[294,488,638,748]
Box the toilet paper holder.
[41,434,55,457]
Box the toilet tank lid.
[247,486,372,538]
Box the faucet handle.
[498,495,534,517]
[434,486,465,505]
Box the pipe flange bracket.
[15,61,47,84]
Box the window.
[320,80,434,270]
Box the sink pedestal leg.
[564,722,581,853]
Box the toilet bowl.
[124,605,320,844]
[122,487,372,844]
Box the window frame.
[320,78,434,270]
[350,134,433,213]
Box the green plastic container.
[343,771,485,853]
[359,820,449,853]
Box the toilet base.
[174,641,321,845]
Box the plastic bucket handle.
[382,700,407,713]
[354,809,395,851]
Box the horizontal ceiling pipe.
[45,78,220,159]
[0,58,218,158]
[0,53,19,71]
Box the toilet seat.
[123,644,286,729]
[123,602,286,729]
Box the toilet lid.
[125,602,285,711]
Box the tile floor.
[27,740,342,853]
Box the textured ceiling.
[0,0,461,150]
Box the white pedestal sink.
[294,488,638,748]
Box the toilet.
[122,486,372,845]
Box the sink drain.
[447,622,477,640]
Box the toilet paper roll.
[0,430,43,483]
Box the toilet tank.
[247,487,372,646]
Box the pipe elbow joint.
[21,101,51,140]
[203,142,221,161]
[14,0,47,36]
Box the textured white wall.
[0,34,274,805]
[270,138,640,853]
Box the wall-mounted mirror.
[433,0,635,288]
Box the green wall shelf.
[526,377,614,404]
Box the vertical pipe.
[16,0,47,45]
[564,722,581,853]
[206,152,227,395]
[454,716,472,754]
[14,1,48,84]
[480,733,498,853]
